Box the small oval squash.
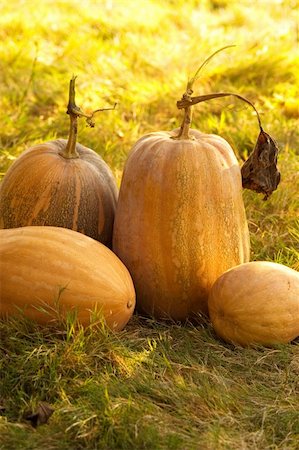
[113,128,250,320]
[208,261,299,346]
[0,226,135,330]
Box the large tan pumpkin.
[0,78,118,247]
[208,261,299,346]
[113,128,250,320]
[0,226,135,330]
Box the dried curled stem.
[60,76,116,159]
[173,46,280,199]
[173,45,236,140]
[176,91,280,199]
[176,92,263,130]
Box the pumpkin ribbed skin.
[208,261,299,346]
[0,139,118,247]
[0,226,135,330]
[113,129,250,320]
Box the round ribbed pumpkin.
[113,127,250,320]
[0,226,135,330]
[0,78,118,247]
[0,139,118,246]
[208,261,299,346]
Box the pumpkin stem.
[173,87,194,140]
[173,45,236,140]
[176,92,263,131]
[61,77,80,159]
[59,77,117,159]
[177,92,281,199]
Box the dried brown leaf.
[23,402,55,428]
[241,129,281,200]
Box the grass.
[1,316,299,449]
[0,0,298,448]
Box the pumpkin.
[0,78,118,247]
[0,226,136,330]
[208,261,299,346]
[113,127,250,320]
[112,49,253,320]
[112,45,281,321]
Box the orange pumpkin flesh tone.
[208,261,299,346]
[113,128,250,320]
[0,78,118,247]
[0,226,136,330]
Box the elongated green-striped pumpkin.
[0,226,135,330]
[0,78,118,247]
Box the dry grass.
[1,316,299,449]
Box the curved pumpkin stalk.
[176,92,263,131]
[174,46,281,199]
[177,92,280,199]
[174,45,236,140]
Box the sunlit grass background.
[0,0,298,449]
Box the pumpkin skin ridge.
[0,139,118,247]
[113,129,250,320]
[208,261,299,346]
[0,226,135,330]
